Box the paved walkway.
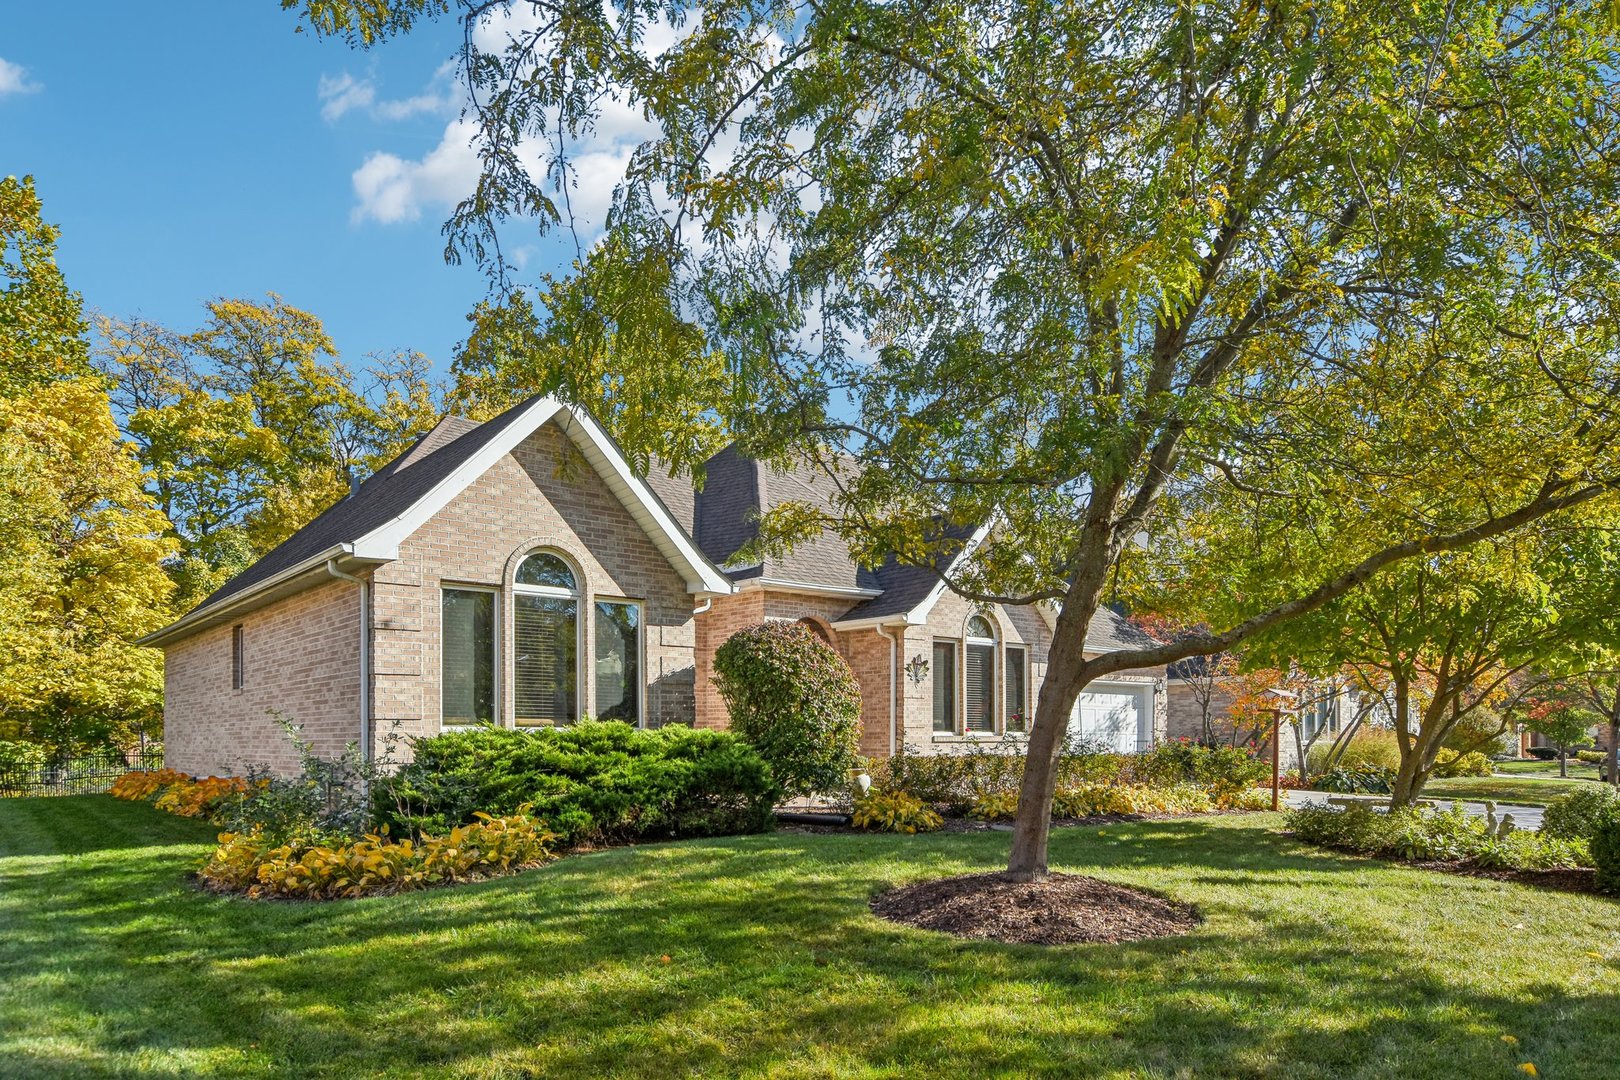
[1281,788,1545,831]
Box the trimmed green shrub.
[1540,785,1620,842]
[711,621,862,799]
[378,721,780,843]
[1594,812,1620,895]
[1134,741,1268,796]
[1575,750,1607,765]
[1432,749,1492,778]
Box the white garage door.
[1069,683,1151,753]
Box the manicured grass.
[3,797,1618,1078]
[1495,759,1604,781]
[1423,775,1602,807]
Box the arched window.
[514,551,578,727]
[516,552,576,590]
[964,614,997,733]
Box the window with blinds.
[1005,646,1028,732]
[594,600,640,725]
[932,642,956,732]
[514,594,577,726]
[441,588,495,725]
[965,642,995,732]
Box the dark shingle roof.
[197,404,537,611]
[837,523,979,621]
[1086,607,1163,653]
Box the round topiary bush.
[712,621,863,799]
[1542,784,1620,842]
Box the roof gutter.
[136,543,361,649]
[736,577,882,600]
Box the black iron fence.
[0,749,164,797]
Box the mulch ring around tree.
[870,871,1202,945]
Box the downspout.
[875,624,899,756]
[326,560,371,763]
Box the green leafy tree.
[0,177,175,758]
[282,0,1620,879]
[96,303,445,608]
[0,176,91,395]
[1521,698,1601,779]
[1224,525,1620,803]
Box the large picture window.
[932,641,957,732]
[441,588,495,725]
[594,600,641,725]
[964,615,996,733]
[514,552,578,727]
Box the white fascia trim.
[559,408,735,595]
[902,519,996,624]
[830,615,911,632]
[737,577,883,600]
[351,395,734,597]
[352,395,564,562]
[136,543,358,647]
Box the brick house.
[142,396,1168,777]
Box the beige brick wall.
[899,593,1167,756]
[163,577,361,777]
[370,421,699,755]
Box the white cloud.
[318,73,375,122]
[0,58,41,96]
[319,61,456,124]
[350,116,483,224]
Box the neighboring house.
[1166,658,1356,773]
[141,396,1168,778]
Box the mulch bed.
[780,810,1262,836]
[870,871,1202,945]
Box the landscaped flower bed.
[199,809,557,900]
[850,741,1273,833]
[1285,802,1604,887]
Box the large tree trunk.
[1389,674,1443,808]
[1006,587,1104,881]
[1559,745,1569,778]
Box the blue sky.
[1,3,567,370]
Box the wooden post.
[1271,708,1281,812]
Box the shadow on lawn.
[4,807,1619,1078]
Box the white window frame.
[512,549,584,727]
[592,596,645,727]
[438,583,500,730]
[963,614,999,735]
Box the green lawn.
[3,798,1618,1079]
[1494,759,1604,781]
[1423,775,1603,807]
